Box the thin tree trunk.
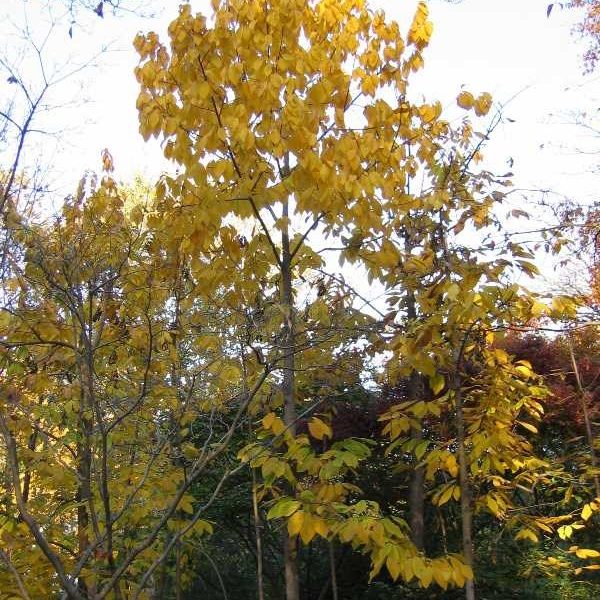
[152,557,168,600]
[408,431,425,550]
[453,373,475,600]
[329,541,338,600]
[21,429,38,504]
[280,195,300,600]
[76,455,92,597]
[568,336,600,497]
[404,225,425,550]
[407,370,425,550]
[175,542,182,600]
[252,470,266,600]
[77,398,94,598]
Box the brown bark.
[21,429,38,505]
[408,430,425,550]
[568,336,600,498]
[175,542,182,600]
[407,365,425,551]
[403,224,425,550]
[280,196,300,600]
[453,372,475,600]
[252,470,266,600]
[77,400,94,598]
[329,541,339,600]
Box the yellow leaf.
[313,516,329,539]
[445,455,458,477]
[182,443,200,459]
[263,412,286,435]
[486,495,500,516]
[263,412,276,429]
[518,421,538,434]
[515,364,532,379]
[474,92,492,116]
[419,564,433,587]
[582,503,593,521]
[457,91,474,110]
[558,525,573,540]
[178,495,195,515]
[192,519,213,536]
[431,562,451,589]
[308,417,332,440]
[288,511,304,537]
[575,548,600,559]
[299,513,317,544]
[436,485,455,506]
[515,528,538,543]
[386,556,402,581]
[446,282,460,301]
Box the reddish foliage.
[501,332,599,431]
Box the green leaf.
[430,373,445,395]
[414,439,429,460]
[267,498,301,519]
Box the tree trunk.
[403,223,426,550]
[280,196,300,600]
[175,542,182,600]
[77,397,94,598]
[76,452,92,597]
[453,373,475,600]
[252,470,266,600]
[407,369,425,550]
[329,541,338,600]
[408,433,425,550]
[568,336,600,498]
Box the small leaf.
[308,417,332,440]
[414,439,429,460]
[267,498,301,519]
[457,91,474,110]
[581,503,593,521]
[515,528,538,543]
[178,495,195,515]
[518,421,538,434]
[486,495,500,516]
[558,525,573,540]
[437,485,455,506]
[515,364,532,379]
[288,511,304,537]
[430,373,445,395]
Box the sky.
[0,0,597,294]
[1,1,596,193]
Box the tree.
[134,2,557,599]
[0,169,278,598]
